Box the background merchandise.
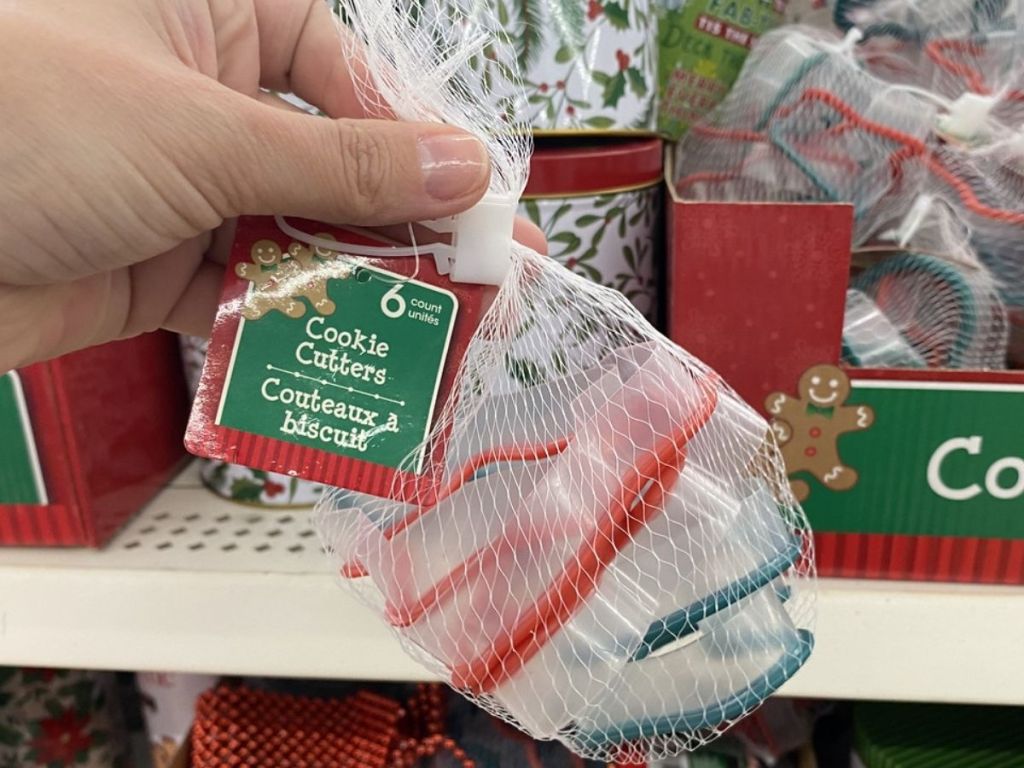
[520,137,664,322]
[658,0,789,139]
[136,673,218,768]
[507,0,659,133]
[664,9,1024,584]
[0,667,126,768]
[854,701,1024,767]
[0,333,188,547]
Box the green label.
[0,371,47,505]
[803,381,1024,539]
[658,0,784,139]
[217,265,458,473]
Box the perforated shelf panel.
[111,474,324,573]
[0,464,325,574]
[0,461,1023,705]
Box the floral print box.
[520,137,664,323]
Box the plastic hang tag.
[185,216,497,497]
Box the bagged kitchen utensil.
[674,26,937,244]
[674,22,1023,265]
[926,139,1024,312]
[842,288,928,368]
[310,0,816,762]
[846,197,1009,369]
[850,250,1009,369]
[842,0,1023,138]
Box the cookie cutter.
[852,251,983,368]
[572,588,813,752]
[331,343,810,739]
[843,288,927,368]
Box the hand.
[0,1,544,372]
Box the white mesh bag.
[844,197,1009,369]
[845,254,1011,370]
[673,26,938,246]
[311,0,816,762]
[847,227,1009,369]
[926,140,1024,314]
[842,288,928,367]
[833,1,1024,310]
[841,0,1023,132]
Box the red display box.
[0,332,189,547]
[667,175,1024,585]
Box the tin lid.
[523,137,663,198]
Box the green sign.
[0,371,47,505]
[217,265,458,473]
[803,381,1024,539]
[658,0,785,139]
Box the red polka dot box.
[665,186,1024,586]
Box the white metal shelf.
[1,461,1022,705]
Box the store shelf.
[1,461,1022,705]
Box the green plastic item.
[855,702,1024,767]
[634,536,801,661]
[658,0,787,139]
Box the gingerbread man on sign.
[765,364,874,502]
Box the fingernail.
[418,133,489,201]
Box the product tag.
[186,216,494,497]
[0,371,48,505]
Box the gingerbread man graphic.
[284,236,338,316]
[765,364,874,502]
[235,238,338,320]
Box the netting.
[335,0,529,199]
[674,20,1023,353]
[843,194,1010,369]
[927,141,1024,312]
[673,26,937,245]
[846,250,1009,368]
[842,288,927,367]
[317,251,815,763]
[310,0,817,762]
[842,0,1024,131]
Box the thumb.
[204,95,492,226]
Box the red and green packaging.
[666,173,1024,585]
[185,217,495,499]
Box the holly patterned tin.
[520,137,663,323]
[497,0,658,133]
[198,461,327,507]
[179,336,326,508]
